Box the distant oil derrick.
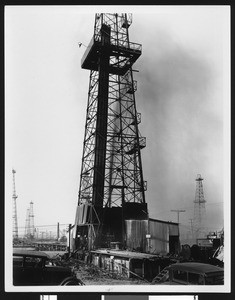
[74,13,147,250]
[12,169,18,240]
[193,174,207,239]
[24,201,35,239]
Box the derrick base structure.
[74,202,148,250]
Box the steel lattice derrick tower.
[29,201,35,239]
[25,202,35,239]
[12,169,18,240]
[24,208,30,238]
[193,174,206,239]
[74,13,147,249]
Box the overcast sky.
[5,6,230,238]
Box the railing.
[94,33,142,52]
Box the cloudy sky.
[5,6,230,238]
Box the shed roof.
[149,218,178,226]
[91,249,165,260]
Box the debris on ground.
[50,254,149,285]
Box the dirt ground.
[75,264,150,285]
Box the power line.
[17,223,70,229]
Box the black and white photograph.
[5,5,230,293]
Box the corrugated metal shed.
[149,218,179,255]
[125,220,148,252]
[149,220,169,254]
[125,218,179,255]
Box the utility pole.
[171,209,186,224]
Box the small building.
[148,218,180,255]
[90,248,175,281]
[88,218,179,280]
[125,218,179,255]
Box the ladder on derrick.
[152,267,169,284]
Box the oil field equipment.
[74,13,148,251]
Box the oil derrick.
[29,201,35,239]
[24,208,30,238]
[25,202,35,239]
[74,13,147,251]
[12,169,18,241]
[193,174,207,240]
